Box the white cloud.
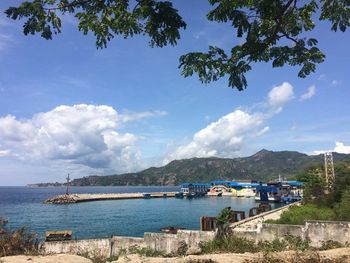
[267,82,294,110]
[334,142,350,154]
[300,85,316,101]
[313,141,350,155]
[164,110,266,163]
[165,82,295,164]
[0,104,165,173]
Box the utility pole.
[324,152,335,192]
[66,174,70,195]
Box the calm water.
[0,186,282,239]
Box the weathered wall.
[44,230,215,256]
[111,236,145,255]
[233,220,350,247]
[44,238,111,257]
[305,220,350,247]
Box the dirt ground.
[0,254,93,263]
[113,248,350,263]
[1,248,350,263]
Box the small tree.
[215,207,233,239]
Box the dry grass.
[243,251,350,263]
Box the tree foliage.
[5,0,350,90]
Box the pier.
[45,192,177,204]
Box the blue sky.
[0,0,349,185]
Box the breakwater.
[45,192,177,204]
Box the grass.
[128,245,166,257]
[264,204,336,225]
[199,234,311,254]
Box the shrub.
[334,188,350,221]
[177,241,188,256]
[264,204,335,225]
[128,245,165,257]
[199,235,259,254]
[319,240,344,251]
[0,217,39,257]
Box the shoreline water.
[0,186,283,240]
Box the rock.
[185,246,201,255]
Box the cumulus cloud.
[165,110,266,163]
[334,142,350,154]
[313,142,350,155]
[267,82,294,112]
[0,104,165,173]
[165,82,294,163]
[300,85,316,101]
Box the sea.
[0,186,283,240]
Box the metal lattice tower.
[324,152,335,191]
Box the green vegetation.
[215,207,234,238]
[0,218,38,257]
[266,160,350,225]
[128,245,166,257]
[200,235,310,254]
[5,1,350,90]
[30,150,350,186]
[264,205,336,225]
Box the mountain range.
[28,149,350,187]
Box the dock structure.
[45,192,177,204]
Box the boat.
[255,181,291,202]
[179,183,210,198]
[207,186,223,197]
[45,230,72,242]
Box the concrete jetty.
[45,192,177,204]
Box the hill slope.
[30,150,350,187]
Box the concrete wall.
[111,236,145,255]
[44,238,111,257]
[44,230,215,256]
[305,220,350,247]
[233,220,350,247]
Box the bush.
[319,240,344,251]
[199,234,310,254]
[334,188,350,221]
[0,218,39,257]
[199,235,259,254]
[264,204,335,225]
